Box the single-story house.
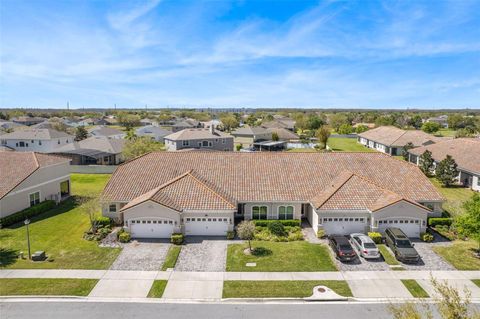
[12,116,47,126]
[136,126,171,142]
[88,126,125,139]
[408,138,480,191]
[51,136,126,165]
[357,126,449,155]
[102,152,444,239]
[261,118,296,131]
[164,126,234,151]
[0,152,71,217]
[231,126,272,148]
[426,115,448,128]
[265,127,299,142]
[140,118,158,127]
[0,128,75,153]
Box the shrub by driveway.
[226,241,337,272]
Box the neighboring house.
[261,119,296,131]
[231,126,272,148]
[408,138,480,191]
[353,122,376,129]
[171,120,195,132]
[0,121,26,131]
[426,115,449,128]
[0,152,71,217]
[265,127,299,141]
[201,119,222,129]
[12,116,46,126]
[102,152,443,239]
[52,136,126,165]
[140,118,158,127]
[89,126,125,139]
[0,128,74,153]
[271,115,296,131]
[136,126,171,142]
[357,126,448,155]
[164,126,234,151]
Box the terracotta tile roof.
[120,170,236,212]
[409,138,480,174]
[164,128,231,141]
[0,152,70,199]
[358,126,449,147]
[103,152,444,207]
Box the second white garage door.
[321,217,367,235]
[129,219,175,238]
[377,219,422,238]
[184,217,229,236]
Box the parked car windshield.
[340,244,353,251]
[364,243,376,248]
[396,239,412,248]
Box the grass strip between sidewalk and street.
[147,280,168,298]
[401,279,429,298]
[161,246,182,271]
[473,280,480,288]
[0,278,98,296]
[223,280,352,298]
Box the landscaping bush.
[171,233,184,245]
[431,225,457,241]
[253,220,300,227]
[428,218,453,227]
[420,232,434,242]
[118,231,131,243]
[0,200,56,228]
[268,221,286,237]
[368,232,382,244]
[226,231,235,240]
[287,232,304,241]
[317,229,326,238]
[95,216,111,227]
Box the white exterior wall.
[243,202,302,220]
[316,210,371,233]
[0,162,70,217]
[1,137,73,153]
[371,201,428,234]
[165,137,234,151]
[473,175,480,192]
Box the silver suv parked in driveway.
[349,233,380,259]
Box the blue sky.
[1,0,479,109]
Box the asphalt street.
[3,300,477,319]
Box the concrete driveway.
[175,237,233,272]
[110,240,171,271]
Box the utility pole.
[67,101,69,110]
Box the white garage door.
[185,217,229,236]
[129,219,175,238]
[377,219,422,238]
[321,217,367,235]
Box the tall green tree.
[421,122,441,134]
[75,126,88,141]
[219,114,239,132]
[315,126,331,149]
[337,123,354,135]
[329,114,349,132]
[409,115,423,129]
[123,137,164,160]
[402,142,415,161]
[436,155,458,187]
[419,150,434,176]
[456,194,480,256]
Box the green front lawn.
[222,280,352,298]
[429,178,476,216]
[161,246,181,270]
[433,240,480,270]
[327,137,377,152]
[0,278,98,296]
[401,280,429,298]
[147,280,168,298]
[226,242,337,272]
[0,174,121,269]
[435,128,457,137]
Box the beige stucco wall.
[243,202,302,220]
[0,162,70,218]
[122,201,182,233]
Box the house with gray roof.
[12,116,47,126]
[135,126,170,142]
[0,128,74,153]
[164,126,233,151]
[88,126,125,139]
[231,126,272,148]
[52,136,126,165]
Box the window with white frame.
[109,204,117,213]
[252,206,267,219]
[29,192,40,207]
[278,205,294,219]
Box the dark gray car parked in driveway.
[385,227,420,263]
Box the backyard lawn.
[226,242,337,272]
[0,278,98,296]
[433,240,480,271]
[223,280,352,298]
[0,174,121,269]
[327,137,377,152]
[429,178,476,216]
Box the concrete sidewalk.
[2,269,479,300]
